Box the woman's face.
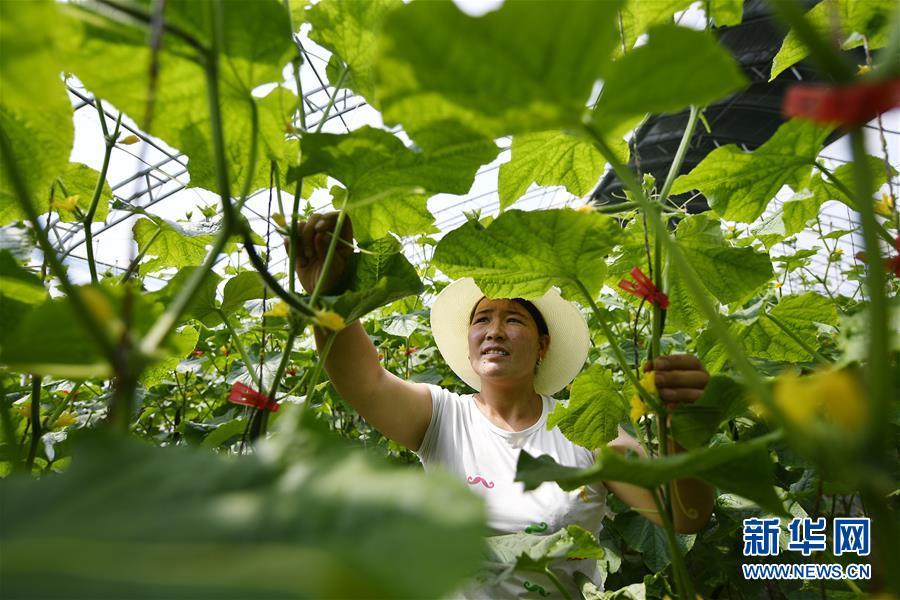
[468,298,549,385]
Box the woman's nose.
[485,321,505,339]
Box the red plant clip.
[228,382,279,412]
[783,79,900,126]
[618,267,669,309]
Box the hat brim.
[430,278,590,396]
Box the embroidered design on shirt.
[525,521,548,533]
[466,475,495,488]
[523,581,550,597]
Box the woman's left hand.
[646,354,710,406]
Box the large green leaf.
[515,434,784,515]
[133,217,234,276]
[670,119,832,223]
[592,25,747,134]
[770,0,896,80]
[670,375,748,450]
[59,1,294,195]
[55,162,113,224]
[147,267,224,328]
[220,271,268,314]
[0,430,486,598]
[615,0,693,54]
[329,237,424,324]
[307,0,400,104]
[613,512,695,572]
[139,325,199,389]
[671,214,773,305]
[547,366,628,451]
[0,251,47,348]
[289,126,498,242]
[0,1,73,226]
[707,0,744,27]
[432,208,622,302]
[375,0,623,138]
[698,293,838,371]
[498,132,607,212]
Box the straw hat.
[430,278,590,395]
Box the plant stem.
[0,124,117,362]
[650,491,696,600]
[586,127,780,421]
[763,312,831,364]
[85,102,122,284]
[848,129,890,455]
[576,281,663,412]
[25,376,42,471]
[267,333,297,399]
[309,204,348,307]
[542,567,573,600]
[220,310,264,391]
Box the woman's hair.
[468,297,549,337]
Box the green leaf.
[290,125,497,242]
[0,430,486,598]
[0,4,73,226]
[433,208,622,302]
[201,418,248,448]
[770,0,896,80]
[148,268,224,328]
[615,0,694,54]
[133,217,233,275]
[548,366,627,450]
[220,271,267,314]
[307,0,401,103]
[0,291,113,378]
[671,214,773,305]
[0,251,47,348]
[329,237,424,323]
[670,375,748,449]
[375,0,623,138]
[59,2,294,195]
[478,524,604,591]
[515,433,784,515]
[699,294,838,369]
[498,132,607,211]
[55,162,113,223]
[707,0,744,27]
[140,326,199,389]
[670,119,832,223]
[837,298,900,364]
[592,25,747,134]
[613,512,695,572]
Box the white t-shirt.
[417,385,609,599]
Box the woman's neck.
[474,379,543,432]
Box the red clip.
[783,79,900,126]
[618,267,669,309]
[854,236,900,278]
[228,382,279,412]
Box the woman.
[294,213,714,597]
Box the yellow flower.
[52,195,79,212]
[54,411,77,428]
[774,369,867,431]
[314,309,346,331]
[772,281,782,289]
[15,401,31,420]
[630,370,657,421]
[272,213,287,229]
[875,193,894,217]
[576,204,595,213]
[119,134,140,145]
[630,394,648,422]
[263,301,290,318]
[856,64,872,75]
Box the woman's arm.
[295,213,432,451]
[604,355,715,534]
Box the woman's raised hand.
[290,212,354,294]
[646,354,710,405]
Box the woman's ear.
[538,335,550,359]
